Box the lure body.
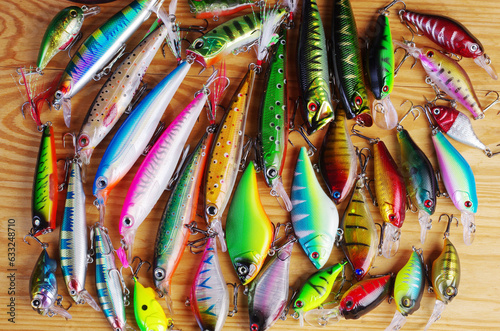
[32,125,58,237]
[94,225,127,330]
[226,162,274,285]
[188,0,256,19]
[340,178,378,281]
[77,24,167,165]
[153,130,214,300]
[204,69,255,251]
[30,248,72,319]
[37,6,86,71]
[120,91,207,262]
[429,105,487,151]
[297,0,333,134]
[53,0,162,127]
[319,107,357,204]
[248,240,294,331]
[291,147,338,269]
[397,129,437,243]
[331,0,370,125]
[133,277,171,331]
[60,160,99,310]
[190,237,230,331]
[432,131,477,245]
[93,61,190,208]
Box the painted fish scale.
[189,0,256,19]
[394,250,425,316]
[432,238,460,303]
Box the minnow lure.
[29,247,72,319]
[291,147,339,269]
[77,23,168,165]
[367,14,397,130]
[304,274,392,325]
[331,0,371,126]
[399,9,497,79]
[153,130,215,308]
[37,6,100,72]
[60,158,99,310]
[93,224,129,330]
[188,0,257,19]
[248,238,295,331]
[119,88,208,263]
[319,107,358,204]
[297,0,333,134]
[258,28,291,210]
[425,236,460,330]
[205,69,256,252]
[190,237,230,331]
[226,162,274,285]
[31,125,58,237]
[386,248,425,331]
[93,61,190,220]
[395,42,487,119]
[52,0,168,127]
[293,262,346,326]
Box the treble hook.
[375,223,384,256]
[350,123,380,144]
[178,19,209,34]
[288,126,317,156]
[239,137,256,171]
[393,42,417,76]
[131,256,152,279]
[482,90,500,115]
[379,0,406,15]
[439,214,459,239]
[62,132,78,157]
[396,100,420,131]
[226,283,242,317]
[355,147,377,206]
[23,232,48,249]
[424,77,458,107]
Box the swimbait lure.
[291,147,339,269]
[188,0,258,19]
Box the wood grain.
[1,0,500,330]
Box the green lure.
[297,0,334,134]
[133,277,172,331]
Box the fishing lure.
[398,7,497,79]
[248,237,295,331]
[153,129,215,309]
[190,237,230,331]
[31,124,58,237]
[297,0,334,134]
[37,5,100,72]
[291,147,339,269]
[339,148,378,281]
[367,13,397,130]
[304,274,392,325]
[331,0,371,126]
[226,162,274,285]
[52,0,170,127]
[77,23,168,165]
[60,156,99,310]
[93,224,129,331]
[119,85,208,263]
[396,108,438,244]
[319,106,358,204]
[204,69,256,251]
[188,0,258,19]
[292,262,346,326]
[70,0,117,3]
[386,248,425,331]
[258,28,291,210]
[93,61,190,222]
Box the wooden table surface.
[1,0,500,330]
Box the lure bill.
[188,0,257,19]
[297,0,334,134]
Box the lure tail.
[154,1,181,62]
[256,5,285,66]
[424,300,447,331]
[208,61,228,123]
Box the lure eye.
[470,44,479,52]
[237,265,248,275]
[354,268,364,276]
[31,299,42,308]
[332,191,341,200]
[266,167,278,179]
[33,216,41,227]
[78,134,90,148]
[154,267,165,281]
[355,96,363,106]
[426,51,434,58]
[251,324,259,331]
[445,286,457,297]
[307,101,318,112]
[402,297,413,308]
[96,176,108,189]
[345,299,354,310]
[382,85,389,93]
[69,289,77,296]
[206,204,218,217]
[424,199,433,208]
[70,10,78,18]
[295,300,304,308]
[122,216,133,228]
[193,39,204,49]
[388,213,397,222]
[311,251,319,259]
[141,305,148,311]
[464,201,472,208]
[433,108,441,115]
[55,90,64,99]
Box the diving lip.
[186,50,207,67]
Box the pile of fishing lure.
[18,0,498,330]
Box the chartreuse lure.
[226,162,274,285]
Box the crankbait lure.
[37,5,100,72]
[248,237,295,331]
[153,130,214,310]
[319,107,358,204]
[205,69,256,252]
[291,147,339,269]
[367,13,397,130]
[331,0,371,125]
[93,61,190,222]
[292,261,346,326]
[190,237,230,331]
[386,248,425,331]
[77,23,168,165]
[297,0,333,134]
[226,162,274,285]
[188,0,258,19]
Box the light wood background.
[1,0,499,330]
